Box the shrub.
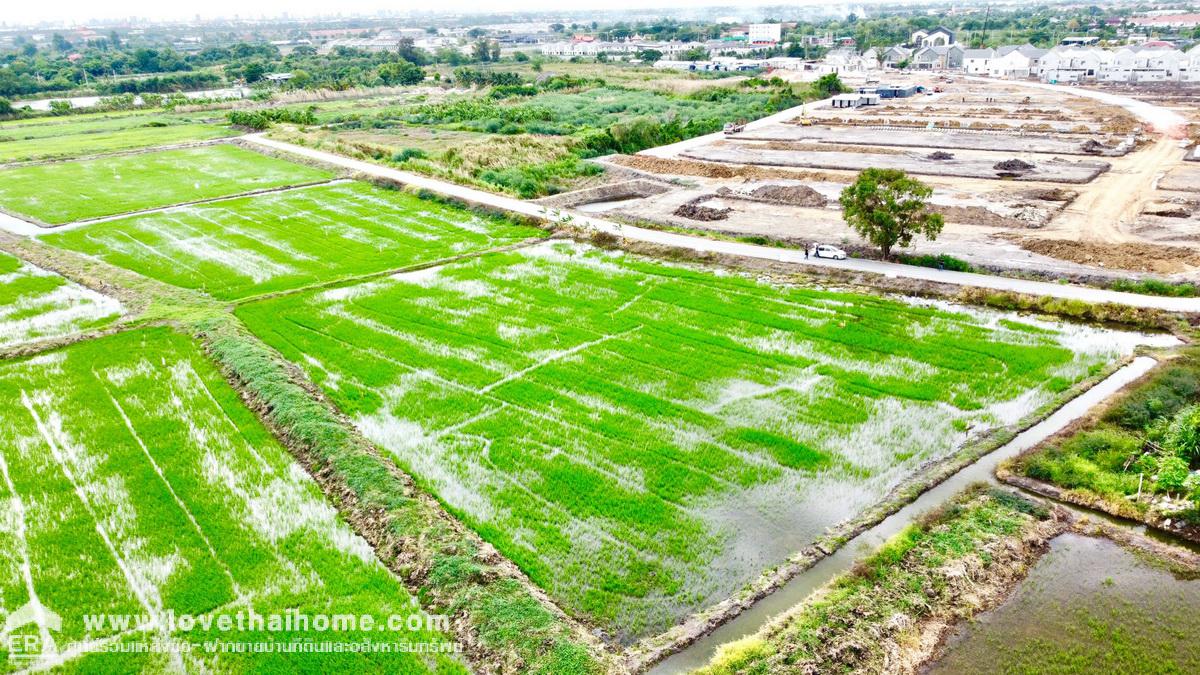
[1107,361,1200,430]
[897,253,971,272]
[1166,405,1200,464]
[1109,278,1197,297]
[1155,455,1190,493]
[392,147,428,163]
[227,105,317,130]
[377,60,425,86]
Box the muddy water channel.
[650,356,1167,674]
[927,532,1200,673]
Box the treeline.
[96,72,223,95]
[1,36,460,99]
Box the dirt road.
[1047,136,1181,243]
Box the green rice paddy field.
[0,251,121,349]
[46,181,544,299]
[0,144,330,224]
[237,241,1131,639]
[0,328,463,672]
[0,113,236,163]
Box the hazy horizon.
[8,0,898,27]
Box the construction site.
[568,77,1200,281]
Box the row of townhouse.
[827,40,1200,84]
[538,38,766,59]
[1040,43,1200,83]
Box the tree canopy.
[839,168,944,260]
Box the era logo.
[3,600,61,663]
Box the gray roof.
[963,48,993,58]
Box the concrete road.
[245,134,1199,313]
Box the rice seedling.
[237,241,1133,640]
[44,181,543,300]
[0,113,236,162]
[0,328,463,672]
[0,251,121,348]
[0,144,330,224]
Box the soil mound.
[674,197,732,221]
[994,159,1035,172]
[748,184,828,207]
[1020,187,1076,202]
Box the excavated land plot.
[623,178,1066,229]
[0,144,332,225]
[679,143,1110,184]
[741,124,1130,156]
[1013,238,1200,276]
[238,240,1139,642]
[1158,163,1200,192]
[0,328,462,672]
[43,181,543,300]
[599,184,1106,277]
[809,113,1104,134]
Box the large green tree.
[839,168,944,260]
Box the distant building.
[911,26,956,48]
[881,45,912,68]
[1187,44,1200,82]
[1039,47,1109,82]
[1099,44,1187,82]
[800,32,834,48]
[1129,13,1200,29]
[747,23,782,46]
[987,44,1046,79]
[911,44,964,70]
[963,48,993,74]
[823,47,879,73]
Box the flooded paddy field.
[928,532,1200,674]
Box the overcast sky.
[9,0,879,26]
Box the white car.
[813,244,847,260]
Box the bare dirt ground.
[604,77,1199,281]
[1039,137,1181,244]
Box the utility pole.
[982,4,991,47]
